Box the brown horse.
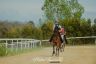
[51,26,62,56]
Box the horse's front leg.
[52,45,55,56]
[57,47,59,56]
[55,46,59,56]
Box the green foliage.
[34,28,43,39]
[41,20,53,39]
[59,18,92,37]
[92,24,96,35]
[7,27,20,38]
[21,24,33,38]
[0,44,6,56]
[80,19,92,36]
[42,0,84,20]
[0,22,9,38]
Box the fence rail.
[0,38,41,54]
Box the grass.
[0,44,6,56]
[4,46,43,57]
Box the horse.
[60,34,68,52]
[51,26,62,56]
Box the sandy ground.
[0,45,96,64]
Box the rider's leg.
[58,32,63,43]
[59,34,63,43]
[49,34,54,42]
[64,35,68,44]
[61,35,64,41]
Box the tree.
[92,24,96,35]
[28,21,35,27]
[0,21,11,38]
[80,19,92,36]
[42,0,84,21]
[69,0,84,19]
[92,18,96,35]
[41,21,53,39]
[94,18,96,24]
[21,23,33,38]
[33,27,43,39]
[7,27,20,38]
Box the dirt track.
[0,46,96,64]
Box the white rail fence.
[68,36,96,44]
[0,38,41,53]
[0,36,96,53]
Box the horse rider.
[59,26,68,44]
[59,26,64,42]
[64,29,68,44]
[49,20,63,43]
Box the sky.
[0,0,96,24]
[78,0,96,22]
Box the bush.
[0,44,6,56]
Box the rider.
[59,26,68,44]
[59,26,64,42]
[49,20,63,43]
[63,28,68,44]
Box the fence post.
[11,40,13,52]
[40,40,42,47]
[21,40,22,50]
[16,40,18,53]
[27,40,28,48]
[31,40,32,48]
[28,41,30,48]
[33,41,35,48]
[5,40,8,54]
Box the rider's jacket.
[53,24,60,31]
[59,27,64,35]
